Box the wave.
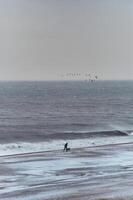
[0,130,131,157]
[68,123,90,127]
[130,132,133,136]
[0,141,61,157]
[53,130,129,140]
[0,131,132,157]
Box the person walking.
[64,142,68,151]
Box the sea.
[0,80,133,155]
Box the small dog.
[66,148,70,151]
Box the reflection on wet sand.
[1,142,133,200]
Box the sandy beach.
[0,141,133,200]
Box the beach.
[1,140,133,200]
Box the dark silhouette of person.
[64,142,68,151]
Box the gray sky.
[0,0,133,80]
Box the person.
[64,142,68,152]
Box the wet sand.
[1,142,133,200]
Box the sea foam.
[1,135,133,156]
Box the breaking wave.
[53,130,129,140]
[0,130,131,157]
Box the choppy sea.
[0,80,133,155]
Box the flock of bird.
[60,73,98,82]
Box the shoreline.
[0,134,133,157]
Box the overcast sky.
[0,0,133,80]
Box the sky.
[0,0,133,80]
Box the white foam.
[0,135,133,156]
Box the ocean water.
[0,80,133,155]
